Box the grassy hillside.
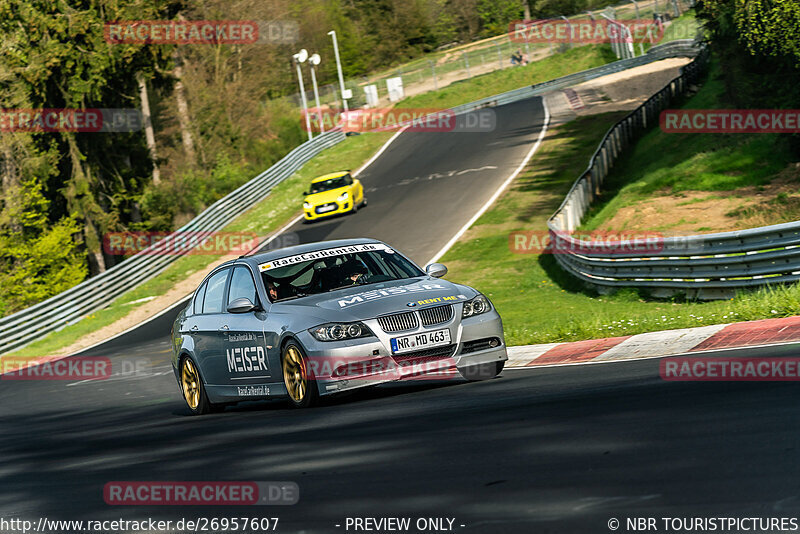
[581,60,799,233]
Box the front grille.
[315,203,338,214]
[461,337,501,354]
[419,304,453,327]
[378,311,419,333]
[392,344,456,367]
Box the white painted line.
[67,300,191,357]
[353,126,409,177]
[426,99,551,265]
[250,214,304,255]
[251,125,409,256]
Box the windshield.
[260,246,423,302]
[309,174,352,194]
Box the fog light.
[489,338,500,348]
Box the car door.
[354,178,364,204]
[175,280,207,358]
[221,266,272,391]
[194,267,230,385]
[349,173,364,205]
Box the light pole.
[293,48,312,141]
[309,53,324,134]
[560,16,574,47]
[327,30,348,113]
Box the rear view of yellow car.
[303,171,366,221]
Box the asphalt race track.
[3,344,800,532]
[286,99,546,265]
[3,97,800,533]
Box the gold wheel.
[181,358,200,410]
[282,345,308,403]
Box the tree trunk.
[0,137,22,234]
[137,72,161,185]
[172,53,197,165]
[84,216,106,275]
[0,140,16,192]
[63,132,107,273]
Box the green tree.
[697,0,800,153]
[0,172,86,316]
[0,0,177,274]
[476,0,524,36]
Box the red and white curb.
[506,316,800,368]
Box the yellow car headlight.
[303,201,312,209]
[337,192,349,202]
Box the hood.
[305,186,349,205]
[273,277,478,323]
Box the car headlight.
[337,192,349,202]
[303,201,312,209]
[309,321,373,342]
[462,294,491,318]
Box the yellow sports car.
[302,171,366,221]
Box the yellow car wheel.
[281,342,319,408]
[180,357,215,415]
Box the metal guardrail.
[0,128,345,355]
[0,39,706,355]
[545,44,800,300]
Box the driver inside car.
[340,258,368,286]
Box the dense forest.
[0,0,798,317]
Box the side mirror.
[425,263,448,278]
[302,191,309,196]
[227,297,258,314]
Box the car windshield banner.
[258,243,394,271]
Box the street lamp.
[309,53,324,134]
[560,16,574,46]
[293,48,312,141]
[327,30,349,113]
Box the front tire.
[282,342,319,408]
[459,360,505,381]
[180,357,215,415]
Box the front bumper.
[304,200,352,220]
[298,308,507,396]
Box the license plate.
[391,329,451,354]
[317,204,336,213]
